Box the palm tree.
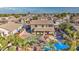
[2,35,24,51]
[0,35,10,51]
[66,31,77,51]
[25,36,38,46]
[59,23,77,51]
[69,40,76,51]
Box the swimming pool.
[43,42,69,51]
[54,42,69,51]
[55,31,69,50]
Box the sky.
[0,7,79,14]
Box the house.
[0,17,8,25]
[0,17,9,20]
[71,20,79,31]
[63,15,70,20]
[54,19,66,26]
[38,16,48,20]
[29,20,54,35]
[7,16,19,23]
[74,19,79,25]
[71,15,79,23]
[0,22,23,36]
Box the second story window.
[42,25,44,27]
[35,25,37,27]
[49,25,53,27]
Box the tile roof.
[30,20,53,25]
[0,22,22,32]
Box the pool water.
[43,30,69,51]
[43,42,69,51]
[54,42,69,51]
[43,46,52,51]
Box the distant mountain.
[0,7,79,14]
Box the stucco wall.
[31,24,53,30]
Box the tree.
[25,35,38,46]
[0,34,40,51]
[32,16,38,20]
[1,35,24,51]
[69,40,76,51]
[54,13,69,19]
[59,23,77,51]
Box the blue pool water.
[43,30,69,51]
[54,42,69,51]
[0,7,79,14]
[43,42,69,51]
[54,31,69,50]
[43,46,52,51]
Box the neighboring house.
[38,17,48,20]
[63,15,71,23]
[0,17,9,20]
[74,26,79,31]
[74,19,79,25]
[71,20,79,31]
[72,23,79,31]
[17,16,30,24]
[7,16,19,23]
[17,17,24,24]
[63,15,70,20]
[71,15,79,23]
[54,19,66,26]
[0,22,23,36]
[29,20,54,35]
[0,18,8,25]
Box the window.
[37,32,40,34]
[42,25,44,27]
[35,25,37,27]
[49,25,53,27]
